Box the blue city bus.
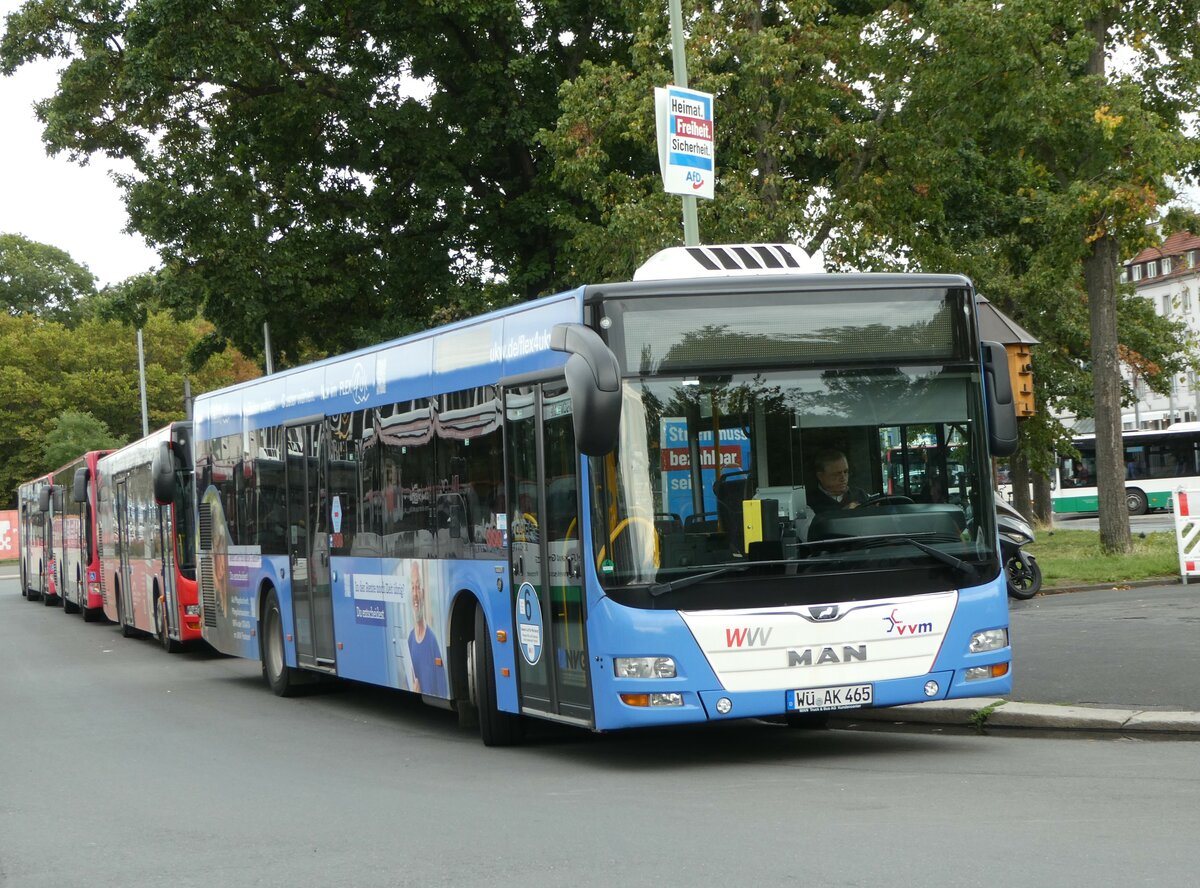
[189,244,1018,744]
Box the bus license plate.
[788,683,873,713]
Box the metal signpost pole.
[668,0,700,246]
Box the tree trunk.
[1032,471,1054,527]
[1009,449,1033,523]
[1085,232,1132,553]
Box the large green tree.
[1,0,640,366]
[0,232,97,325]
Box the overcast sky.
[1,1,1196,291]
[0,6,159,288]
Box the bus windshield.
[589,364,996,604]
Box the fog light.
[924,680,940,697]
[969,628,1008,654]
[185,605,201,616]
[716,697,732,714]
[614,656,676,679]
[650,693,683,707]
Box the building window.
[1120,267,1129,284]
[1148,260,1158,277]
[1162,294,1171,316]
[1184,289,1192,312]
[1132,264,1143,281]
[1162,256,1172,275]
[1190,250,1198,268]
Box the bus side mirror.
[38,487,51,513]
[551,323,622,456]
[152,441,177,505]
[72,467,90,504]
[982,340,1018,457]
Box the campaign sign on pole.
[655,86,715,200]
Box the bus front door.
[114,479,136,627]
[504,381,592,726]
[284,421,337,671]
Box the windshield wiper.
[649,562,753,596]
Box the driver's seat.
[713,471,753,554]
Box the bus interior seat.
[714,471,754,552]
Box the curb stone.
[834,697,1200,734]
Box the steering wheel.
[597,516,661,570]
[858,494,914,508]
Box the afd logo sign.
[725,626,773,648]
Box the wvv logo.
[725,627,773,648]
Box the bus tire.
[472,605,522,747]
[1126,488,1148,516]
[262,589,301,697]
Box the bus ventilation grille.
[198,501,212,552]
[99,568,108,608]
[200,556,217,628]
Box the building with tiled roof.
[1111,231,1200,429]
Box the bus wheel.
[262,589,301,696]
[472,605,523,747]
[1126,489,1148,516]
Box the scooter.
[996,495,1041,599]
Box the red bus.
[96,423,199,650]
[46,450,113,619]
[17,474,53,601]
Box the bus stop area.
[839,582,1200,735]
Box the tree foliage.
[0,308,259,505]
[0,232,97,325]
[43,410,126,470]
[1,0,641,366]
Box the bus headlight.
[614,657,676,679]
[968,629,1008,654]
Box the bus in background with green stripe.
[1053,423,1200,516]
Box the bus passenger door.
[114,479,135,627]
[504,381,592,726]
[284,421,337,671]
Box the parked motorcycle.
[996,495,1042,599]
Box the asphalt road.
[1053,511,1176,533]
[1008,583,1200,711]
[3,576,1199,887]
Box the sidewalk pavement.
[836,578,1200,737]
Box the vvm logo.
[884,608,934,636]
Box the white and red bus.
[17,474,53,602]
[46,450,113,619]
[96,422,200,651]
